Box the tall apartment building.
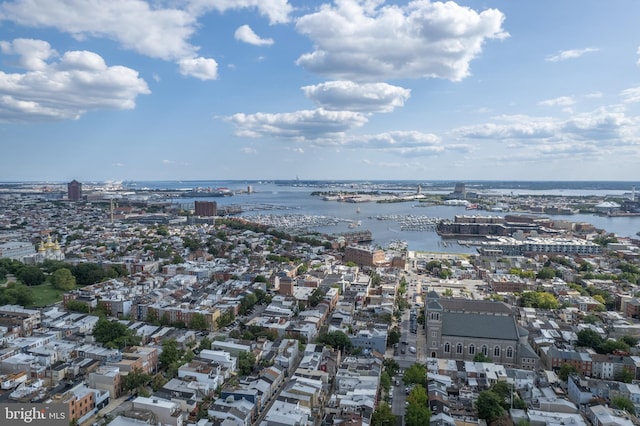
[67,179,82,201]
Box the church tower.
[425,290,443,358]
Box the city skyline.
[1,0,639,182]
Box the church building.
[425,291,538,369]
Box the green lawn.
[28,283,63,307]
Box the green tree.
[611,395,636,414]
[474,353,491,362]
[65,300,90,313]
[51,268,76,290]
[159,339,181,369]
[317,331,352,352]
[308,288,326,307]
[92,318,141,349]
[18,265,45,286]
[189,313,209,331]
[371,403,396,426]
[537,267,557,280]
[615,369,635,383]
[403,363,427,387]
[238,351,256,376]
[123,368,151,393]
[557,363,577,381]
[387,327,401,347]
[200,336,212,351]
[0,282,34,306]
[476,390,505,421]
[576,329,603,349]
[383,358,399,377]
[405,385,431,426]
[72,263,107,286]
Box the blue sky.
[1,0,639,182]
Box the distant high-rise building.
[67,179,82,201]
[195,201,217,216]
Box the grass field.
[28,284,63,307]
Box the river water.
[130,181,640,253]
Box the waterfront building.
[343,245,385,267]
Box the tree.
[65,300,90,313]
[576,329,603,349]
[383,358,399,377]
[317,331,352,352]
[17,265,45,286]
[0,282,34,306]
[200,336,212,351]
[93,318,141,349]
[72,263,107,286]
[51,267,76,290]
[403,363,427,387]
[308,288,325,307]
[371,403,396,426]
[476,390,504,421]
[123,368,151,393]
[557,363,577,381]
[238,351,256,376]
[474,353,491,362]
[611,396,635,414]
[537,267,557,280]
[159,339,181,369]
[405,385,431,426]
[615,369,635,384]
[387,327,401,347]
[189,313,209,331]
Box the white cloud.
[240,147,257,154]
[295,0,508,82]
[234,25,274,46]
[621,87,640,104]
[538,96,575,107]
[226,108,368,140]
[162,159,175,164]
[186,0,292,24]
[545,47,599,62]
[455,107,640,157]
[0,39,150,122]
[0,38,56,70]
[302,81,410,113]
[341,131,460,156]
[0,0,198,61]
[0,0,291,79]
[178,57,219,80]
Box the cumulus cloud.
[226,108,368,141]
[186,0,292,24]
[545,47,599,62]
[302,81,410,113]
[295,0,508,82]
[178,57,219,80]
[538,96,575,107]
[0,0,198,61]
[0,38,150,122]
[234,25,274,46]
[455,107,640,155]
[0,0,291,79]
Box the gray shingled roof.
[439,299,513,315]
[441,312,519,340]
